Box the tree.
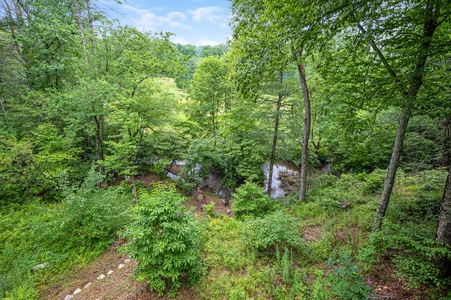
[188,56,229,138]
[298,0,449,229]
[231,0,314,200]
[120,184,205,295]
[267,72,284,196]
[346,1,447,231]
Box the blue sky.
[100,0,231,46]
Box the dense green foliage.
[242,210,303,253]
[1,0,450,298]
[0,169,130,299]
[232,181,277,219]
[119,184,205,295]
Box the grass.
[1,168,450,299]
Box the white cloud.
[122,4,147,15]
[114,2,230,46]
[188,7,223,22]
[167,11,186,20]
[122,5,190,33]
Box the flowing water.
[263,163,299,198]
[167,160,300,199]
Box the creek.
[166,161,300,199]
[263,163,300,198]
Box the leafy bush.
[390,169,445,222]
[232,181,277,219]
[203,201,216,217]
[359,223,451,289]
[242,210,302,253]
[49,168,130,249]
[120,184,205,295]
[308,186,347,214]
[0,168,130,299]
[360,169,386,195]
[311,174,338,189]
[327,252,372,299]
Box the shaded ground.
[43,245,129,300]
[41,174,232,300]
[40,173,438,300]
[42,229,429,300]
[43,245,200,300]
[183,192,233,217]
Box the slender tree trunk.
[0,98,7,123]
[436,164,451,244]
[442,117,450,167]
[131,176,138,204]
[2,0,26,68]
[373,106,412,230]
[436,116,451,244]
[370,2,440,231]
[268,71,284,197]
[296,52,311,201]
[434,139,451,276]
[93,114,104,172]
[85,0,95,43]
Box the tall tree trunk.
[268,71,284,197]
[296,52,311,201]
[436,164,451,244]
[370,2,440,231]
[434,136,451,276]
[442,117,451,167]
[373,106,412,230]
[436,117,451,244]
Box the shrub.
[49,168,130,249]
[242,210,302,254]
[203,201,216,217]
[359,223,451,289]
[0,168,131,299]
[119,184,205,295]
[311,174,338,189]
[361,169,386,195]
[327,252,372,299]
[232,181,277,219]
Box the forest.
[0,0,450,299]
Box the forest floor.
[39,172,434,300]
[42,226,422,300]
[42,207,421,299]
[42,174,232,300]
[43,244,201,300]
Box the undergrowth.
[0,168,131,299]
[1,168,450,299]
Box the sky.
[100,0,232,46]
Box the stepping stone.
[31,262,49,272]
[64,296,73,300]
[107,270,114,275]
[118,264,125,269]
[97,274,106,280]
[124,259,131,264]
[84,282,92,288]
[73,288,82,295]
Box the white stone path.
[63,259,131,300]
